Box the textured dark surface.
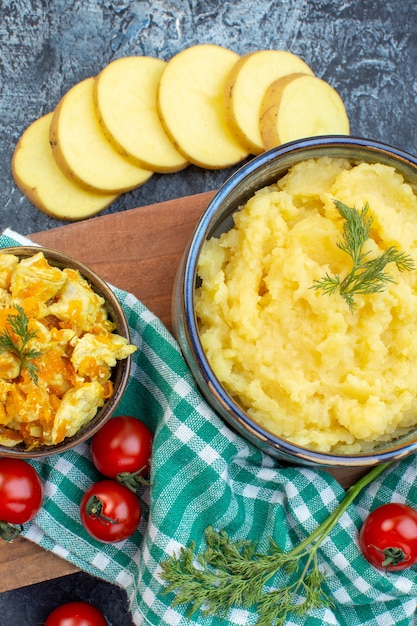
[1,0,417,235]
[0,571,133,625]
[1,1,417,624]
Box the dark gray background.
[1,0,417,237]
[1,0,416,624]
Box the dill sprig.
[0,305,42,383]
[312,200,415,311]
[160,462,391,625]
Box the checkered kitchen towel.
[2,229,417,626]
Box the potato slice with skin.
[50,77,153,193]
[157,44,250,169]
[12,113,119,221]
[224,50,314,155]
[260,73,350,150]
[94,56,189,173]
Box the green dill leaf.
[311,200,415,311]
[303,559,334,611]
[160,463,392,625]
[0,305,41,383]
[0,329,18,355]
[22,359,41,385]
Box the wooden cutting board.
[31,190,217,331]
[0,191,366,592]
[0,191,214,592]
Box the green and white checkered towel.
[2,228,417,626]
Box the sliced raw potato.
[94,56,189,173]
[50,77,153,193]
[157,44,250,169]
[12,113,119,221]
[224,50,314,155]
[260,73,350,150]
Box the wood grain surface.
[0,191,213,592]
[0,190,368,592]
[32,190,216,331]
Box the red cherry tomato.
[359,502,417,571]
[80,480,141,543]
[44,600,107,626]
[91,415,153,479]
[0,458,43,526]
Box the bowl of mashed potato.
[0,246,136,458]
[173,135,417,467]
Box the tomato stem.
[0,520,23,543]
[85,495,119,526]
[117,468,151,493]
[382,547,409,568]
[369,545,410,569]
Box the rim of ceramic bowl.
[180,135,417,467]
[0,245,132,458]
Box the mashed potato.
[195,157,417,453]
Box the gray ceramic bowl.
[0,246,132,458]
[172,135,417,468]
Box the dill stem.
[285,462,392,560]
[161,461,394,624]
[288,547,316,600]
[312,200,415,310]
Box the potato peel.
[94,56,189,173]
[12,113,119,221]
[260,73,350,149]
[157,44,250,169]
[50,77,153,194]
[223,50,315,155]
[12,46,351,222]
